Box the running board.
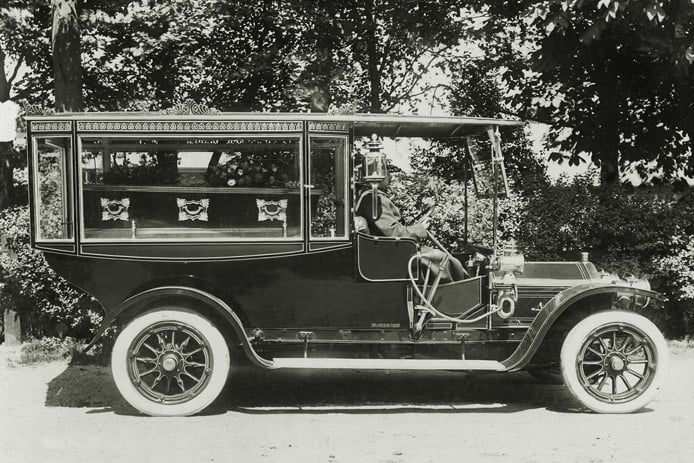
[272,358,506,371]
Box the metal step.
[272,357,506,371]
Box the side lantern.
[363,134,388,219]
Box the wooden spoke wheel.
[111,309,230,416]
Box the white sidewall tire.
[560,310,669,414]
[111,308,230,417]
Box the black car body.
[24,106,668,416]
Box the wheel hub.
[160,353,180,372]
[608,355,625,372]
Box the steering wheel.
[418,205,470,280]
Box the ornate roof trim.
[308,121,350,132]
[161,99,221,116]
[30,121,72,132]
[76,120,303,132]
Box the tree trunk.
[0,48,13,210]
[3,306,22,345]
[308,6,335,112]
[674,69,694,177]
[364,0,382,113]
[0,142,13,210]
[596,68,620,185]
[1,236,21,345]
[52,0,83,112]
[0,47,9,102]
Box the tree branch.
[8,56,24,86]
[384,49,453,107]
[384,47,445,105]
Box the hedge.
[0,206,102,339]
[386,165,694,338]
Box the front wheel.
[560,310,668,413]
[111,308,230,416]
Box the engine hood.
[492,261,650,291]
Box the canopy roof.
[349,114,522,138]
[25,111,524,138]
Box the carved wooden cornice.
[161,99,221,116]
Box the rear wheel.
[560,310,668,413]
[111,308,230,416]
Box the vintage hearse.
[24,102,668,416]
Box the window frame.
[76,133,305,243]
[307,134,350,241]
[32,135,75,244]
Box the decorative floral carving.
[162,99,221,116]
[23,102,55,116]
[177,198,210,222]
[256,199,287,223]
[101,198,130,221]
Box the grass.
[17,337,82,364]
[668,337,694,356]
[16,336,109,366]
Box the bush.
[514,173,694,337]
[387,171,509,251]
[390,155,694,338]
[652,235,694,337]
[0,206,102,339]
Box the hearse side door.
[306,133,409,332]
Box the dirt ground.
[1,344,693,463]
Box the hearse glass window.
[34,137,73,241]
[80,137,302,241]
[309,136,348,239]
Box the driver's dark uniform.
[358,190,427,240]
[357,190,466,282]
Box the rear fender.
[86,286,273,368]
[501,283,662,371]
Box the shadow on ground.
[46,362,581,416]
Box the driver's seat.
[355,231,419,281]
[354,190,386,237]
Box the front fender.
[501,283,662,371]
[86,286,273,368]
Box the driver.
[357,174,467,282]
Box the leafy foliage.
[3,0,467,113]
[391,148,694,337]
[652,233,694,337]
[654,235,694,302]
[36,154,67,239]
[387,170,523,253]
[450,1,694,184]
[513,173,694,336]
[0,206,102,338]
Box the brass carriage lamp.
[363,134,387,219]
